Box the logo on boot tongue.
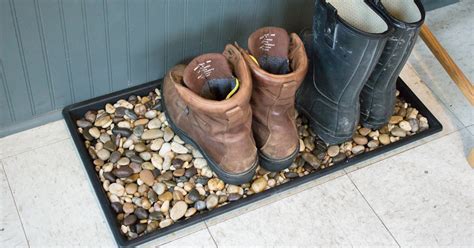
[259,33,276,52]
[194,60,215,79]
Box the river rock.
[97,149,110,161]
[117,157,131,166]
[111,202,123,213]
[171,142,188,154]
[115,107,126,117]
[109,183,125,196]
[145,110,157,119]
[353,134,368,145]
[185,208,197,217]
[351,145,365,155]
[112,127,132,137]
[123,214,137,226]
[205,194,219,209]
[103,141,116,152]
[163,127,174,142]
[84,111,97,123]
[399,120,411,132]
[152,182,166,195]
[159,191,173,202]
[228,193,241,202]
[77,119,92,128]
[135,223,147,234]
[358,127,371,136]
[95,115,111,127]
[117,121,131,129]
[123,202,135,214]
[88,127,100,139]
[301,152,320,168]
[389,115,403,124]
[193,158,207,169]
[113,166,133,178]
[409,118,420,132]
[391,127,407,137]
[327,145,339,157]
[187,189,201,203]
[133,125,145,137]
[208,178,225,191]
[124,184,137,195]
[140,152,152,161]
[170,201,188,221]
[367,140,379,148]
[159,219,173,228]
[139,170,155,186]
[125,109,138,120]
[379,134,391,145]
[251,177,267,193]
[159,143,172,157]
[149,211,164,221]
[333,153,346,163]
[105,103,115,114]
[134,207,149,219]
[134,104,146,116]
[201,166,213,178]
[148,118,162,129]
[184,167,197,178]
[194,200,206,211]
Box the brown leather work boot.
[237,27,308,171]
[162,45,258,184]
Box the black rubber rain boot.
[296,0,392,145]
[360,0,425,129]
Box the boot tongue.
[248,27,291,75]
[183,54,239,101]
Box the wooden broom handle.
[419,24,474,105]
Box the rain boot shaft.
[360,0,425,129]
[296,0,392,145]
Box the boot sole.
[258,146,299,172]
[161,85,257,185]
[296,104,352,145]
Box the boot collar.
[236,33,308,86]
[170,45,252,116]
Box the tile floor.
[1,1,473,247]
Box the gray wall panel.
[0,0,314,137]
[3,0,446,137]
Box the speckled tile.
[2,139,115,247]
[159,229,216,248]
[349,130,474,247]
[0,162,28,247]
[408,0,473,127]
[0,120,69,159]
[207,175,398,247]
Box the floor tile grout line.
[0,136,71,160]
[346,173,401,248]
[204,222,219,248]
[1,160,31,248]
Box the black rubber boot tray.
[62,78,442,247]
